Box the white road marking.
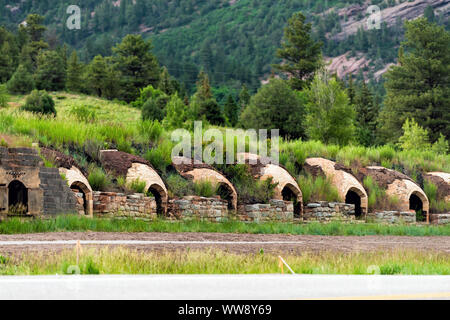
[0,275,449,300]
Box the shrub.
[363,176,400,211]
[298,174,340,204]
[138,120,163,144]
[194,180,218,197]
[21,90,56,116]
[223,164,277,204]
[141,95,169,121]
[0,85,8,108]
[432,134,449,155]
[398,118,431,151]
[144,141,173,173]
[166,173,194,197]
[131,85,164,109]
[424,181,438,203]
[70,105,97,123]
[128,179,147,194]
[116,176,126,188]
[88,167,111,191]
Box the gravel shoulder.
[0,232,448,255]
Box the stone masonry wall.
[39,167,78,215]
[430,213,450,225]
[238,200,294,222]
[93,191,157,218]
[367,211,416,224]
[303,202,356,222]
[168,196,228,221]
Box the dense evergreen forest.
[1,0,448,94]
[0,1,449,149]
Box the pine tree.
[0,42,14,83]
[273,12,323,90]
[195,71,213,102]
[66,51,84,92]
[379,18,450,143]
[238,84,250,109]
[192,71,224,125]
[200,41,214,74]
[113,35,160,102]
[6,64,35,94]
[240,78,306,139]
[86,55,108,97]
[347,75,355,105]
[35,50,66,91]
[158,67,175,95]
[424,6,436,23]
[20,14,48,69]
[224,94,239,127]
[355,82,378,146]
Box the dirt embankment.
[0,232,448,256]
[99,150,152,177]
[424,174,450,201]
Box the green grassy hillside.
[1,92,449,213]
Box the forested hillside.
[1,0,448,93]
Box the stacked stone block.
[93,191,157,218]
[430,214,450,225]
[303,202,356,222]
[238,200,294,222]
[38,167,78,215]
[169,196,228,221]
[367,211,416,224]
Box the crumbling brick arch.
[182,168,238,211]
[304,158,368,215]
[59,166,93,216]
[236,153,303,215]
[424,172,450,204]
[281,182,303,218]
[126,162,168,215]
[345,186,367,217]
[172,156,238,211]
[7,180,28,214]
[408,189,429,216]
[98,150,169,215]
[364,166,430,218]
[148,183,168,216]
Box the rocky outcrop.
[333,0,449,41]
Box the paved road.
[0,275,449,300]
